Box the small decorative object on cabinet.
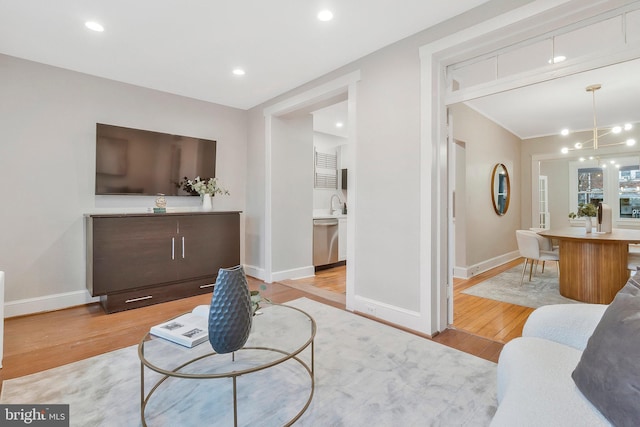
[180,176,229,211]
[201,194,212,211]
[154,194,167,213]
[208,265,253,354]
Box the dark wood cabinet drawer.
[100,277,217,313]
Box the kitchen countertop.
[313,214,348,220]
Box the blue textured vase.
[208,265,253,354]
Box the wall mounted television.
[95,123,216,196]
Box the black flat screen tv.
[95,123,216,196]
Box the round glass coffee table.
[138,303,316,426]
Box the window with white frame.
[577,167,604,207]
[570,156,640,220]
[618,165,640,218]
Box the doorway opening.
[432,2,640,336]
[263,71,359,310]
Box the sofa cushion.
[492,337,610,426]
[522,303,607,351]
[571,273,640,427]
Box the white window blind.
[314,150,337,189]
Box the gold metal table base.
[138,304,316,426]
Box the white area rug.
[1,298,497,426]
[462,263,579,308]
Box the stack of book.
[150,306,209,348]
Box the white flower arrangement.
[184,176,230,196]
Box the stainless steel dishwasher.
[313,219,339,266]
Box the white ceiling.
[5,1,636,141]
[315,58,640,140]
[0,0,489,110]
[465,58,640,139]
[313,101,348,138]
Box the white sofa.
[491,303,611,426]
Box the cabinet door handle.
[182,236,185,259]
[125,295,153,303]
[200,283,214,289]
[171,237,175,260]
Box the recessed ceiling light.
[232,68,246,76]
[548,55,566,64]
[624,123,633,131]
[317,10,334,21]
[612,126,622,134]
[627,138,637,146]
[85,21,104,32]
[335,122,344,128]
[561,128,569,136]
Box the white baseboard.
[270,266,315,282]
[3,262,306,317]
[245,264,316,283]
[243,264,266,281]
[4,290,99,318]
[454,250,520,279]
[352,295,431,336]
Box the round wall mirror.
[491,163,510,216]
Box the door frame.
[263,71,360,310]
[420,0,637,332]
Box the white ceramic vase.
[585,216,592,233]
[202,194,213,210]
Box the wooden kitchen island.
[538,227,640,304]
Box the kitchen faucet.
[330,194,342,213]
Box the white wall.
[453,141,467,269]
[450,103,522,275]
[245,1,532,324]
[244,109,266,277]
[0,0,583,330]
[271,115,314,276]
[0,54,247,316]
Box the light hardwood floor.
[285,260,532,345]
[0,262,521,390]
[452,258,534,343]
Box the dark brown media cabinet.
[86,211,240,313]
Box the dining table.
[537,227,640,304]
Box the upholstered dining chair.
[515,230,560,285]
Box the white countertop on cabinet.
[313,214,347,220]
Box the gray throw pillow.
[571,272,640,427]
